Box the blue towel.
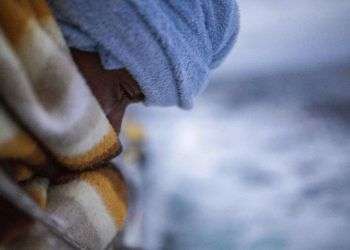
[48,0,239,108]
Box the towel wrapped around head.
[48,0,240,108]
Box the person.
[0,0,239,249]
[49,0,240,116]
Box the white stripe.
[0,106,19,142]
[0,31,20,142]
[52,115,112,157]
[49,180,117,247]
[0,24,112,156]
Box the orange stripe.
[57,127,120,170]
[27,0,53,21]
[15,0,35,13]
[0,0,33,45]
[99,167,128,204]
[80,168,128,228]
[0,132,47,166]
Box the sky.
[215,0,350,79]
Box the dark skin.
[70,49,144,134]
[49,50,144,180]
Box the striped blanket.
[0,0,127,248]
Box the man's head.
[71,49,144,134]
[49,0,239,108]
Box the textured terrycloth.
[48,0,240,108]
[0,1,127,248]
[0,1,120,169]
[5,167,127,250]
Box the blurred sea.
[125,1,350,249]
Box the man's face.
[70,49,144,135]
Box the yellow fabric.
[0,0,119,171]
[0,1,128,247]
[80,167,128,227]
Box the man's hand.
[70,49,144,134]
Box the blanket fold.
[0,1,127,248]
[0,0,119,171]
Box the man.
[0,0,239,248]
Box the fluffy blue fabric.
[48,0,239,108]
